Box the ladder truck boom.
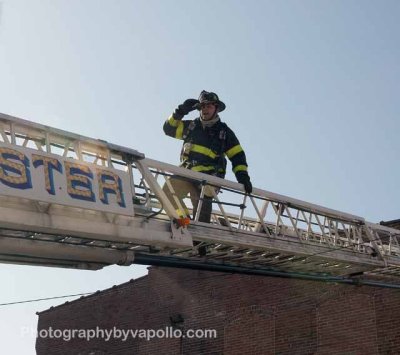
[0,112,399,286]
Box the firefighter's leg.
[193,185,216,256]
[193,185,216,223]
[198,196,213,223]
[162,177,191,218]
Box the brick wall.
[36,267,400,354]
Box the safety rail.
[1,112,400,278]
[137,158,399,260]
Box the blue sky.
[0,0,399,353]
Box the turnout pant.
[162,177,215,223]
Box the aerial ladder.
[1,112,400,287]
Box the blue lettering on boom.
[0,148,32,190]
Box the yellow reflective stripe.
[190,144,217,159]
[233,165,248,173]
[167,114,184,139]
[176,208,190,218]
[168,115,180,127]
[191,165,216,172]
[226,144,243,159]
[176,121,184,139]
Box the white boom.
[0,112,399,281]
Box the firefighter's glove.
[173,99,199,119]
[236,172,253,194]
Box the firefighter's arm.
[163,99,199,140]
[225,129,252,194]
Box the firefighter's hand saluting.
[172,99,199,120]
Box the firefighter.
[163,90,252,223]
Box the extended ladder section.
[1,112,400,283]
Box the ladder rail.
[140,156,400,261]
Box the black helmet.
[194,90,226,112]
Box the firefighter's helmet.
[194,90,226,112]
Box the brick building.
[36,266,400,355]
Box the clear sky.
[0,0,399,353]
